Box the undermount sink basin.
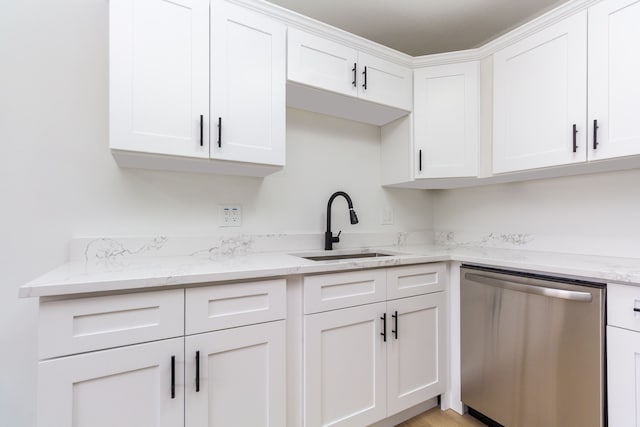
[295,251,394,262]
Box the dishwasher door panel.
[460,267,604,427]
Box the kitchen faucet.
[325,191,359,250]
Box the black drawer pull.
[380,313,387,342]
[195,351,200,392]
[199,115,204,147]
[171,355,176,399]
[391,311,398,339]
[593,119,599,150]
[572,124,578,153]
[352,63,357,87]
[362,66,367,90]
[633,308,640,313]
[217,117,222,148]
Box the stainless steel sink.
[296,251,394,261]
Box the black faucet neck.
[325,191,356,250]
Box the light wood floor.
[396,408,486,427]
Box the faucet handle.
[332,230,341,243]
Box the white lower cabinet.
[36,279,287,427]
[35,267,446,427]
[38,338,185,427]
[185,321,287,427]
[387,293,446,415]
[607,282,640,427]
[304,302,388,427]
[607,325,640,427]
[39,322,287,427]
[303,264,448,427]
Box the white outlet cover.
[219,205,242,227]
[381,208,393,225]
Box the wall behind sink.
[0,1,432,424]
[432,168,640,258]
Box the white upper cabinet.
[492,11,587,174]
[110,0,210,159]
[211,1,286,166]
[588,0,640,161]
[357,52,412,111]
[287,28,412,125]
[414,62,479,178]
[110,0,285,176]
[287,28,358,97]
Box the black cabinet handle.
[217,117,222,148]
[362,66,367,90]
[171,355,176,399]
[352,63,357,87]
[593,119,599,150]
[418,149,422,172]
[572,124,578,153]
[195,351,200,392]
[200,115,204,147]
[380,313,387,342]
[634,308,640,313]
[391,311,398,339]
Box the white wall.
[432,168,640,258]
[0,1,432,424]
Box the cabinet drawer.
[39,289,184,359]
[387,263,447,300]
[304,269,387,314]
[185,279,286,335]
[608,283,640,331]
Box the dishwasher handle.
[465,273,593,302]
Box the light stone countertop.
[20,244,640,298]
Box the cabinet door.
[493,11,587,173]
[607,325,640,427]
[414,62,479,178]
[287,28,358,97]
[211,1,286,166]
[38,338,184,427]
[357,52,412,111]
[387,293,446,416]
[110,0,209,158]
[185,321,286,427]
[304,302,387,427]
[588,0,640,160]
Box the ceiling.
[266,0,569,56]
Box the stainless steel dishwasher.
[460,265,605,427]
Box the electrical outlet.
[381,208,393,225]
[219,205,242,227]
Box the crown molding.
[226,0,415,67]
[412,0,600,67]
[229,0,602,69]
[477,0,599,56]
[412,48,485,68]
